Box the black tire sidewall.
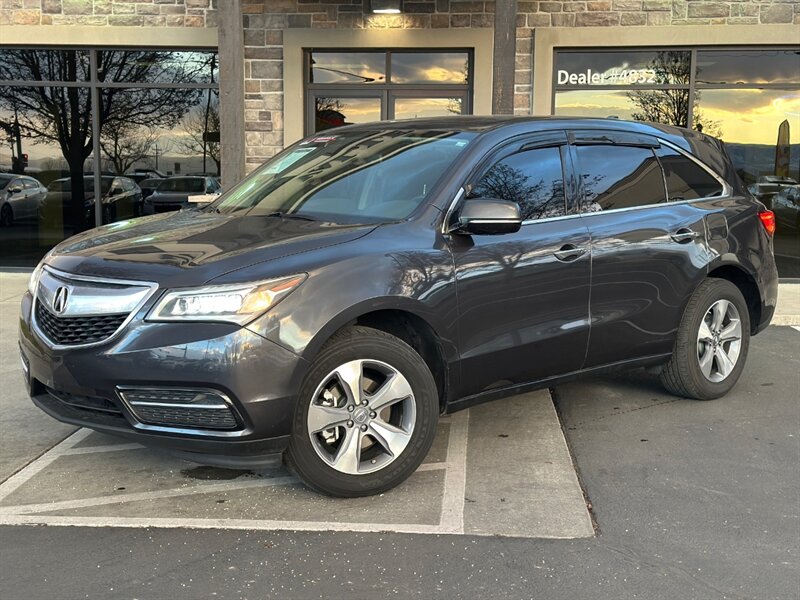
[287,327,439,497]
[676,279,750,399]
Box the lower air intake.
[119,388,240,431]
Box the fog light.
[118,387,240,431]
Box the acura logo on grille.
[52,286,69,314]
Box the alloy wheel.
[697,299,742,383]
[307,359,416,475]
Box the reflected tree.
[175,94,220,175]
[471,163,565,221]
[0,50,209,231]
[627,51,721,137]
[100,121,158,175]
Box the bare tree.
[174,95,220,175]
[100,122,158,175]
[627,51,722,137]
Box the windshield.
[210,129,475,223]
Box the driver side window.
[470,146,567,221]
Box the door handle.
[670,228,700,244]
[553,244,587,262]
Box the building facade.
[1,0,798,274]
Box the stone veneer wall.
[241,0,799,169]
[0,0,217,27]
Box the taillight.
[758,210,776,236]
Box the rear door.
[569,130,716,367]
[449,131,592,398]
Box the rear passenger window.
[471,146,566,221]
[656,146,724,200]
[575,145,666,213]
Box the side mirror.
[452,197,522,235]
[8,186,23,195]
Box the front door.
[448,132,592,399]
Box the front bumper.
[19,291,308,467]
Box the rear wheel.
[286,326,439,497]
[660,279,750,400]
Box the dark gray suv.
[19,117,778,497]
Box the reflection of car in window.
[0,173,47,226]
[772,185,800,232]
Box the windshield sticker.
[300,136,338,145]
[263,147,317,174]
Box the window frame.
[0,45,219,228]
[304,48,474,135]
[551,45,800,132]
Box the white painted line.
[62,443,145,455]
[792,325,800,333]
[0,475,299,516]
[415,461,447,472]
[0,514,453,535]
[438,409,469,534]
[0,428,93,503]
[0,513,590,538]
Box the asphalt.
[0,325,797,599]
[1,270,799,599]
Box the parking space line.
[0,428,93,503]
[0,475,299,516]
[792,326,800,333]
[438,409,470,534]
[0,514,452,535]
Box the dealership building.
[0,0,798,274]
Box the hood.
[46,211,377,286]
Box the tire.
[660,278,750,400]
[0,204,13,227]
[286,326,439,497]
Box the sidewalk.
[774,282,800,325]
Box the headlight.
[147,274,306,325]
[28,252,52,296]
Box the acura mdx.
[19,117,779,497]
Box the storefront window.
[306,49,473,134]
[553,47,799,277]
[0,48,219,268]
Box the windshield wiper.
[264,211,318,222]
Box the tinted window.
[22,178,38,189]
[655,146,723,201]
[576,145,666,212]
[471,147,566,221]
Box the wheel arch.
[303,299,454,413]
[707,263,761,334]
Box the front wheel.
[660,279,750,400]
[286,326,439,497]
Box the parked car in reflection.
[144,175,221,214]
[773,185,800,231]
[747,175,797,208]
[0,173,47,226]
[40,175,143,227]
[137,177,163,200]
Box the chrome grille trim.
[32,266,159,350]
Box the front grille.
[35,301,127,346]
[46,387,123,415]
[120,388,240,431]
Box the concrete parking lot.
[0,272,591,539]
[1,272,798,599]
